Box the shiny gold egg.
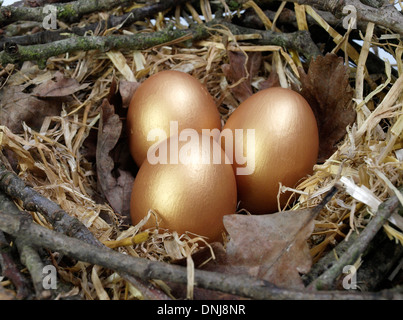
[130,133,237,242]
[127,70,222,167]
[221,87,319,214]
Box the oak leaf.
[119,80,140,109]
[297,53,356,162]
[223,209,314,289]
[222,51,262,103]
[258,68,281,90]
[96,99,135,222]
[0,85,61,133]
[199,209,316,289]
[32,71,89,97]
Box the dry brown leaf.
[119,80,140,109]
[224,210,314,289]
[222,51,262,103]
[297,53,356,162]
[32,71,89,97]
[200,209,315,289]
[96,99,135,222]
[259,68,281,90]
[0,85,61,133]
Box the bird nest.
[0,0,402,300]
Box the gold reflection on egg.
[127,70,221,167]
[222,87,319,214]
[130,133,237,242]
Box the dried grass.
[0,1,402,299]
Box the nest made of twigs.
[0,1,402,300]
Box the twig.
[0,29,74,49]
[250,0,403,36]
[302,232,359,286]
[216,19,322,61]
[0,0,196,49]
[0,0,133,27]
[241,7,386,45]
[303,231,403,291]
[0,161,101,247]
[0,190,53,299]
[0,187,169,300]
[0,230,33,299]
[344,0,403,36]
[0,17,322,68]
[308,187,403,290]
[24,0,74,7]
[356,232,403,291]
[107,0,195,29]
[15,240,52,299]
[0,24,208,67]
[0,206,402,299]
[2,195,53,299]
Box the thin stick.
[0,230,33,299]
[0,162,100,246]
[15,240,52,299]
[0,0,194,49]
[0,189,170,300]
[1,206,402,299]
[0,191,52,299]
[0,0,132,26]
[0,26,207,68]
[263,0,403,36]
[308,187,403,290]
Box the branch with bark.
[0,17,321,67]
[217,20,321,61]
[1,0,402,301]
[0,0,133,26]
[1,0,397,69]
[0,191,65,299]
[0,174,402,299]
[303,227,403,291]
[0,166,170,299]
[0,162,100,246]
[0,0,194,54]
[308,188,403,290]
[234,0,403,36]
[0,229,33,299]
[302,0,403,35]
[1,0,401,66]
[0,24,211,67]
[1,204,403,300]
[0,0,196,35]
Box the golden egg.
[130,133,237,242]
[127,70,221,167]
[221,87,319,214]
